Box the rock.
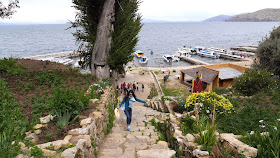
[193,149,209,157]
[19,142,25,149]
[137,149,176,158]
[42,149,57,157]
[80,118,92,126]
[37,140,69,151]
[61,146,78,158]
[33,124,45,129]
[34,129,42,135]
[25,131,32,136]
[40,114,55,124]
[220,133,257,157]
[26,133,38,144]
[185,133,195,142]
[173,129,183,138]
[15,154,25,158]
[64,135,72,142]
[69,135,91,147]
[92,111,103,118]
[157,141,169,148]
[68,128,89,135]
[90,99,99,104]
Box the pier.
[23,51,80,60]
[230,46,258,53]
[174,55,209,65]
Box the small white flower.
[200,103,203,107]
[259,125,266,128]
[259,120,264,123]
[206,110,210,114]
[277,119,280,122]
[274,126,277,130]
[250,131,254,135]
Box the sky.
[1,0,280,23]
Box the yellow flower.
[69,143,73,146]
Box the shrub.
[0,58,24,76]
[232,68,278,96]
[185,91,233,115]
[240,120,280,158]
[216,105,278,135]
[30,146,43,158]
[49,87,89,117]
[255,26,280,76]
[172,97,187,114]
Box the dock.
[23,51,80,60]
[219,53,251,61]
[174,54,209,65]
[230,46,258,53]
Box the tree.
[232,68,278,96]
[0,0,19,19]
[255,26,280,76]
[71,0,142,79]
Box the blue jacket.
[119,97,146,110]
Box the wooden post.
[211,102,216,128]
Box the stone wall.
[146,100,258,158]
[17,87,116,158]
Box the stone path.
[98,70,176,158]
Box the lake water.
[0,22,279,67]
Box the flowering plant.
[185,91,233,115]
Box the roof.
[181,67,219,84]
[213,67,242,80]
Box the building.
[180,63,248,92]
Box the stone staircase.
[98,105,176,158]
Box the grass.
[148,83,158,99]
[0,78,29,157]
[161,83,188,97]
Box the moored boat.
[197,50,220,59]
[134,50,145,58]
[139,56,148,64]
[163,54,180,62]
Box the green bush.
[172,97,187,114]
[216,105,278,135]
[240,120,280,158]
[49,87,90,117]
[0,58,24,76]
[0,78,28,157]
[233,68,278,96]
[30,146,43,158]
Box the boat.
[194,46,205,52]
[163,54,180,62]
[139,56,148,64]
[39,57,74,65]
[177,47,193,56]
[196,50,220,59]
[134,50,145,58]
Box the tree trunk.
[91,0,115,79]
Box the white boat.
[39,57,74,65]
[134,50,145,58]
[163,54,180,62]
[139,56,148,64]
[177,47,193,56]
[197,50,220,59]
[194,46,205,52]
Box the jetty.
[23,51,80,60]
[230,46,258,53]
[174,54,209,65]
